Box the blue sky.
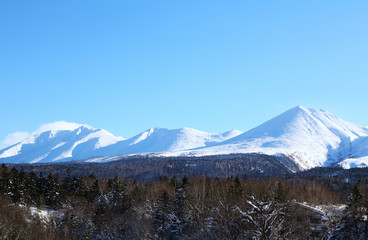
[1,1,368,147]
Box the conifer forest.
[0,163,367,239]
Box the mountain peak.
[0,122,121,163]
[33,121,94,135]
[1,107,368,169]
[181,106,368,170]
[294,105,309,111]
[284,105,314,116]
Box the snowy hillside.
[94,127,243,156]
[0,123,242,163]
[0,122,124,163]
[168,106,368,170]
[1,106,367,169]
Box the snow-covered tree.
[45,173,60,209]
[329,183,368,240]
[236,195,289,240]
[25,171,38,205]
[153,191,173,239]
[107,176,128,212]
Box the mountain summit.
[0,123,242,163]
[172,106,368,169]
[95,127,243,156]
[0,106,367,169]
[0,124,124,163]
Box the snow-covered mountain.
[0,123,242,163]
[0,122,124,163]
[168,106,368,170]
[1,106,367,170]
[94,127,243,156]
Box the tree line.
[0,164,367,239]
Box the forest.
[8,153,300,181]
[0,163,367,239]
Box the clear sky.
[1,1,368,148]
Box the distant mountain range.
[1,106,368,170]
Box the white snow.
[0,121,92,157]
[0,106,367,169]
[160,106,368,170]
[0,122,241,163]
[0,131,31,150]
[29,153,49,164]
[295,202,327,216]
[0,125,124,163]
[51,142,67,150]
[33,121,93,134]
[338,156,368,169]
[28,206,62,225]
[93,127,243,157]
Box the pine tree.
[0,164,9,193]
[108,176,127,212]
[171,185,186,237]
[8,168,21,202]
[274,181,288,203]
[329,182,368,240]
[170,175,179,188]
[155,177,192,239]
[17,169,27,203]
[60,174,72,203]
[25,171,38,205]
[86,179,100,203]
[347,183,363,217]
[229,176,243,200]
[36,172,47,208]
[153,191,173,239]
[45,173,60,209]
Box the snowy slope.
[93,127,243,156]
[0,123,124,163]
[0,123,242,163]
[1,107,367,169]
[337,136,368,169]
[165,106,368,170]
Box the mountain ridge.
[159,106,368,170]
[1,106,367,170]
[0,124,243,163]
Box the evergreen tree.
[60,174,72,203]
[71,176,84,197]
[86,179,100,203]
[229,176,243,200]
[346,183,363,217]
[153,191,173,239]
[108,176,128,212]
[36,172,47,208]
[45,173,60,209]
[17,169,27,203]
[330,182,368,239]
[170,175,179,188]
[171,183,186,237]
[0,164,9,194]
[164,178,192,239]
[25,171,38,205]
[274,181,288,203]
[8,168,21,202]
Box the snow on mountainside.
[164,106,368,170]
[0,106,367,170]
[93,127,242,156]
[0,123,124,163]
[0,123,242,163]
